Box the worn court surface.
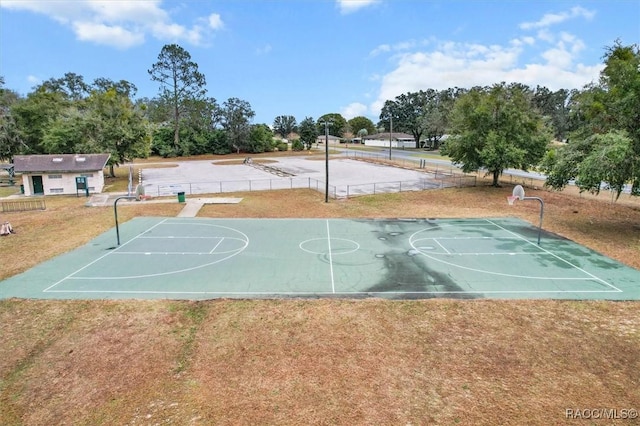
[1,217,638,300]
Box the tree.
[148,44,207,153]
[221,97,255,153]
[0,79,24,161]
[298,116,318,149]
[86,88,151,175]
[380,92,428,148]
[317,113,347,137]
[273,115,297,138]
[443,83,550,186]
[418,89,458,150]
[249,123,274,153]
[544,41,640,197]
[11,88,69,154]
[347,116,376,138]
[39,72,90,101]
[532,86,572,141]
[92,78,138,98]
[39,88,151,175]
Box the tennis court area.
[1,217,638,300]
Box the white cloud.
[256,44,272,55]
[0,0,223,48]
[73,21,144,49]
[336,0,379,15]
[341,102,369,120]
[368,6,602,116]
[519,6,595,30]
[208,13,224,30]
[26,75,41,85]
[369,40,418,57]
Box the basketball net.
[507,195,518,206]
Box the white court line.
[326,220,335,293]
[408,222,621,287]
[113,252,216,255]
[139,236,225,239]
[210,237,224,254]
[433,239,451,254]
[43,289,624,295]
[485,219,621,291]
[43,218,169,292]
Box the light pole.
[389,114,393,160]
[320,120,332,203]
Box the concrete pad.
[177,197,243,217]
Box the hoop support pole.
[523,196,544,245]
[114,196,137,246]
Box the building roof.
[365,132,415,140]
[13,154,110,173]
[315,134,342,141]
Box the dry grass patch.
[1,299,637,425]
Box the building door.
[32,175,44,194]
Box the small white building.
[13,154,110,196]
[363,132,416,148]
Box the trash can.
[177,191,186,203]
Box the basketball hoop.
[505,184,545,245]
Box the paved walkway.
[86,193,242,217]
[176,197,243,217]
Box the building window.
[80,173,94,178]
[49,188,64,194]
[48,174,62,179]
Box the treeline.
[0,42,638,198]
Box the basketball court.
[1,217,638,300]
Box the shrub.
[291,139,304,151]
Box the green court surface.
[1,217,639,300]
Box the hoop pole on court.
[114,196,136,246]
[508,185,545,245]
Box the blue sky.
[1,0,638,125]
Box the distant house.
[315,134,342,144]
[13,154,110,196]
[362,132,416,148]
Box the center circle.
[299,238,360,255]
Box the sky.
[1,0,639,125]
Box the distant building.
[362,132,416,148]
[315,134,342,144]
[13,154,110,196]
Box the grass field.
[1,157,639,425]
